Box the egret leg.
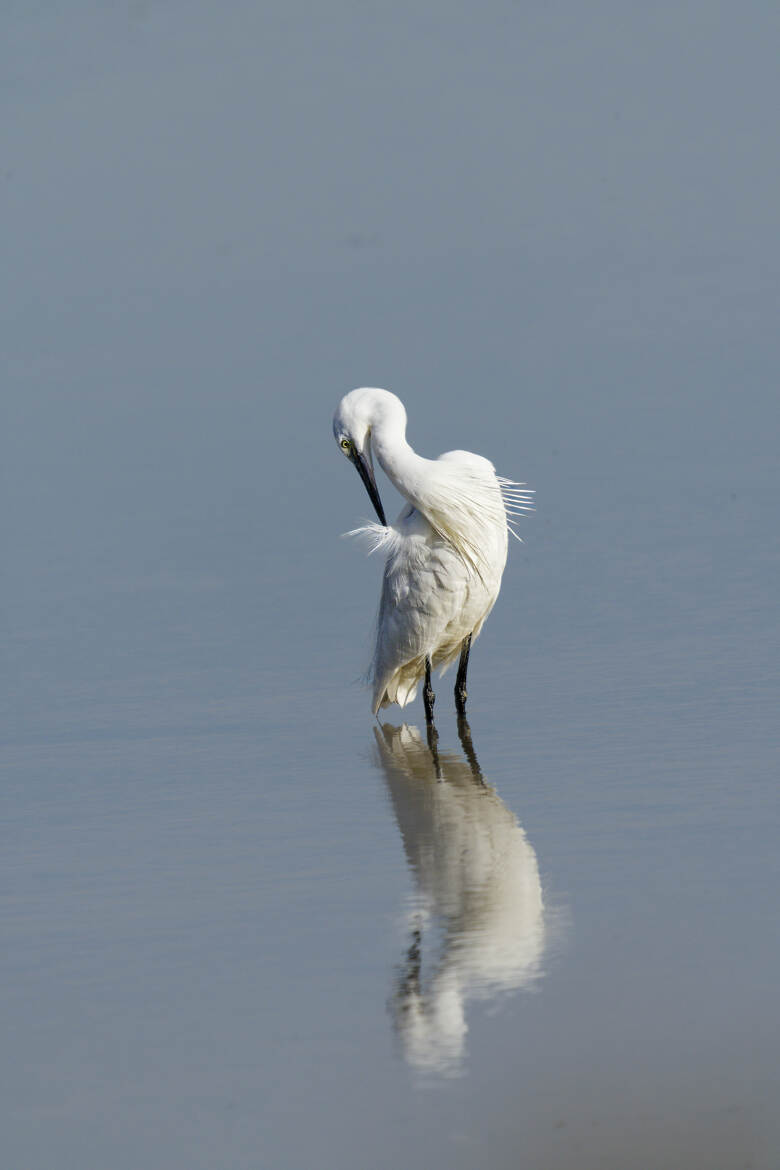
[423,656,436,725]
[454,633,472,714]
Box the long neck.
[370,409,430,505]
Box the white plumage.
[333,388,532,716]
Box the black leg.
[423,656,436,724]
[423,659,441,775]
[454,633,472,714]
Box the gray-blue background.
[4,2,779,1167]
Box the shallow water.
[4,3,780,1167]
[5,348,779,1166]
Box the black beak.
[350,449,387,526]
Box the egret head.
[333,388,387,526]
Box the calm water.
[4,3,780,1167]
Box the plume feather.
[343,523,401,557]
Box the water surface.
[3,2,780,1167]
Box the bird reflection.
[373,718,546,1076]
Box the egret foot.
[423,656,436,724]
[454,633,472,715]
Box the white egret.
[333,387,532,719]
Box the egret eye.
[340,438,352,452]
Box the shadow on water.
[372,717,548,1077]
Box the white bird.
[332,387,532,719]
